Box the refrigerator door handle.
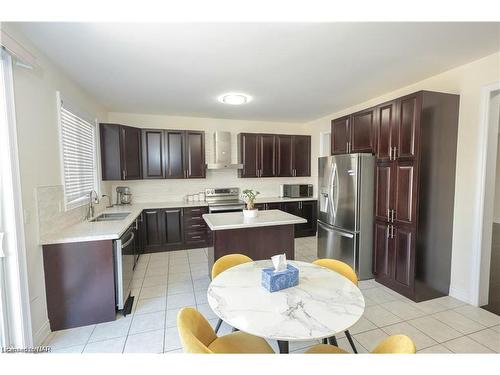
[317,221,354,238]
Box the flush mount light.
[217,93,252,105]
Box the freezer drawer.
[317,220,356,272]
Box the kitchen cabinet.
[142,129,165,179]
[100,123,142,180]
[163,209,183,246]
[185,131,206,178]
[239,133,311,178]
[280,200,317,238]
[331,109,375,155]
[143,209,164,252]
[101,124,205,181]
[258,134,277,177]
[183,206,209,247]
[372,90,459,302]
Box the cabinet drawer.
[184,230,207,243]
[184,221,207,230]
[183,207,208,217]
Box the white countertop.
[207,260,364,341]
[257,196,317,204]
[40,196,316,245]
[202,209,307,231]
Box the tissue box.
[261,265,299,292]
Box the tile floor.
[44,236,500,354]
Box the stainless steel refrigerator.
[317,154,374,280]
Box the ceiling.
[12,22,500,122]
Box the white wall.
[306,52,500,304]
[105,112,313,202]
[2,24,110,345]
[494,133,500,223]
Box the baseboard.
[449,286,470,305]
[33,320,51,346]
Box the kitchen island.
[202,210,307,275]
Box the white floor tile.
[124,329,164,353]
[358,279,379,290]
[381,322,437,350]
[381,300,426,320]
[142,275,168,288]
[288,339,321,352]
[491,325,500,333]
[453,305,500,327]
[88,317,132,342]
[167,281,194,295]
[347,317,377,335]
[414,299,450,315]
[139,285,167,299]
[129,311,165,334]
[84,337,127,353]
[193,276,211,291]
[443,336,493,353]
[194,289,208,305]
[167,292,196,309]
[433,296,466,309]
[362,287,399,304]
[468,328,500,352]
[407,316,462,343]
[146,267,167,277]
[51,345,85,353]
[164,326,182,351]
[432,309,486,334]
[48,325,95,349]
[168,272,192,283]
[417,344,453,354]
[135,297,167,315]
[169,264,190,274]
[336,337,368,353]
[353,328,389,352]
[363,305,402,327]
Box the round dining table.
[207,260,365,353]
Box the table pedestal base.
[277,340,289,354]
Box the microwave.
[281,184,313,198]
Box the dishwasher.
[114,222,136,314]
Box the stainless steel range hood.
[206,131,243,170]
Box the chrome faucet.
[87,190,99,220]
[102,194,113,208]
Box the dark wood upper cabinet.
[394,162,417,227]
[121,126,142,179]
[375,101,397,161]
[239,133,259,178]
[100,123,142,181]
[184,131,206,179]
[240,133,310,178]
[276,135,293,177]
[259,134,277,177]
[142,129,164,179]
[331,116,350,154]
[293,135,311,176]
[165,130,185,179]
[396,93,421,161]
[350,108,375,153]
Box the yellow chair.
[313,258,359,353]
[177,307,275,354]
[305,335,416,354]
[211,254,253,333]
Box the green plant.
[242,189,260,210]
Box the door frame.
[473,81,500,307]
[0,51,33,347]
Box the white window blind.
[59,103,98,210]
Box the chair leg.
[327,335,338,346]
[345,330,358,353]
[215,318,223,334]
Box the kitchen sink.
[90,212,130,222]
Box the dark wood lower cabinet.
[257,200,317,238]
[163,209,183,246]
[42,240,116,331]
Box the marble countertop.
[40,201,208,245]
[202,209,307,231]
[40,196,316,245]
[207,260,365,341]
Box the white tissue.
[271,253,287,272]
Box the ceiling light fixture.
[217,93,252,105]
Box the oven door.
[208,204,245,213]
[115,227,136,311]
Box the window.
[58,94,98,210]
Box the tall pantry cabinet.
[372,91,459,301]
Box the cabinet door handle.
[391,209,395,223]
[390,225,395,239]
[190,224,202,228]
[393,147,397,160]
[387,208,390,221]
[389,147,393,160]
[191,236,201,239]
[386,225,390,239]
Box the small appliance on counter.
[281,184,313,198]
[116,186,132,205]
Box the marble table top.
[207,260,365,341]
[202,209,306,231]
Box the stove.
[205,187,245,213]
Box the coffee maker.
[116,186,132,205]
